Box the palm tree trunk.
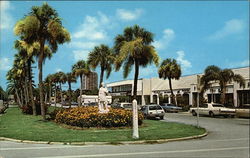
[79,75,83,106]
[68,81,72,108]
[168,77,175,105]
[99,67,104,88]
[45,92,47,104]
[49,83,51,104]
[28,59,36,115]
[60,83,63,107]
[20,89,24,106]
[133,60,139,100]
[23,83,29,106]
[220,86,226,105]
[38,40,46,120]
[15,88,22,107]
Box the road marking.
[199,138,249,142]
[0,145,93,151]
[35,146,249,158]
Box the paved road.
[1,113,249,158]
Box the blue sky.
[0,1,249,90]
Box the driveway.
[0,113,249,158]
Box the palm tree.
[6,67,23,107]
[44,74,54,104]
[14,3,70,120]
[65,72,77,107]
[72,60,90,106]
[87,44,115,87]
[114,25,159,100]
[200,65,245,105]
[158,58,181,105]
[14,40,37,115]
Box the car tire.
[160,116,164,120]
[209,111,215,117]
[192,110,197,116]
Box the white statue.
[98,82,109,113]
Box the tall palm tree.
[14,3,70,120]
[158,58,181,105]
[114,25,159,100]
[200,65,245,105]
[87,44,115,87]
[65,72,77,107]
[14,40,37,115]
[72,60,90,106]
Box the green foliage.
[0,108,206,142]
[158,58,181,80]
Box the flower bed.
[55,107,144,128]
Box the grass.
[0,107,206,143]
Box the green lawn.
[0,107,206,143]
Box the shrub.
[20,101,48,115]
[55,107,144,128]
[48,108,63,120]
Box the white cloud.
[73,12,110,40]
[153,29,175,50]
[55,68,62,72]
[0,57,11,71]
[208,19,245,40]
[73,50,89,61]
[176,50,192,70]
[68,41,99,50]
[116,9,143,21]
[0,1,13,30]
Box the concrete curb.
[0,132,208,145]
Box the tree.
[72,60,90,106]
[158,58,181,105]
[200,65,245,105]
[88,44,115,87]
[56,71,67,105]
[65,72,77,107]
[14,40,37,115]
[14,3,70,120]
[114,25,159,100]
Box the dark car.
[160,103,182,113]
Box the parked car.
[140,104,165,119]
[160,103,182,113]
[111,102,132,109]
[235,105,250,118]
[190,103,236,117]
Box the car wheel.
[160,116,164,120]
[209,111,215,117]
[192,110,197,116]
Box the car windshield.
[213,104,224,107]
[149,106,162,110]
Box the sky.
[0,1,249,90]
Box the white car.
[141,104,165,119]
[190,103,236,117]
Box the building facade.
[107,67,250,107]
[82,72,98,90]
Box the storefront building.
[106,67,250,107]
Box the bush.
[48,108,62,120]
[55,107,144,128]
[20,101,48,115]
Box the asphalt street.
[0,113,249,158]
